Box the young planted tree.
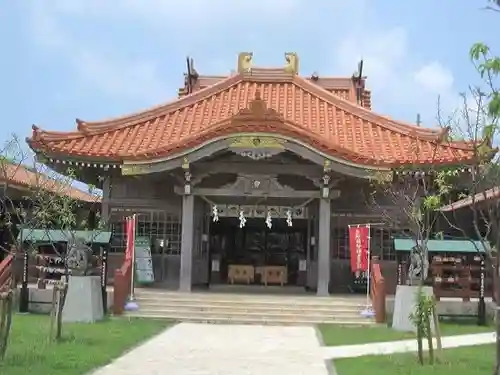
[370,135,463,365]
[0,134,103,352]
[30,164,103,341]
[0,134,33,360]
[437,41,500,373]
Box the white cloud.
[330,22,458,126]
[414,62,454,94]
[26,1,169,102]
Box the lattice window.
[331,227,349,259]
[330,226,411,261]
[370,228,394,260]
[109,208,181,254]
[371,227,412,260]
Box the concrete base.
[392,285,435,333]
[62,276,104,323]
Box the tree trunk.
[495,293,500,375]
[426,315,434,364]
[417,324,424,365]
[495,254,500,375]
[49,286,57,340]
[55,282,68,341]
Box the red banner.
[125,215,136,262]
[349,225,370,272]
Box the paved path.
[91,323,495,374]
[92,323,333,375]
[322,332,496,359]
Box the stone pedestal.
[392,284,435,333]
[62,276,104,323]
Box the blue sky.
[1,0,499,150]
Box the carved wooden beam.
[193,162,322,178]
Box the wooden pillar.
[101,176,111,224]
[179,195,194,292]
[317,198,331,296]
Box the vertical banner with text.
[125,215,136,262]
[349,225,370,273]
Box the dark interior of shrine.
[209,217,308,285]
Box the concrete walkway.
[91,322,495,375]
[91,323,333,375]
[323,332,496,359]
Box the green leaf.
[470,43,490,61]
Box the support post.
[317,198,331,296]
[101,176,110,223]
[179,195,194,292]
[19,250,29,313]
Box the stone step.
[135,289,364,302]
[132,307,368,320]
[134,293,367,308]
[135,297,365,310]
[124,311,375,326]
[134,301,363,314]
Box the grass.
[0,314,171,375]
[334,344,495,375]
[318,321,493,346]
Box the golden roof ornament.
[323,159,331,172]
[181,157,190,170]
[284,52,299,75]
[237,52,253,73]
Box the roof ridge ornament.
[284,52,299,75]
[237,52,253,74]
[76,118,87,132]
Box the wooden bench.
[262,266,287,286]
[228,265,254,284]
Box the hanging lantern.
[239,210,246,228]
[286,209,293,227]
[212,204,219,222]
[265,210,272,229]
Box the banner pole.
[365,223,372,308]
[129,214,136,300]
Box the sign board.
[134,237,154,284]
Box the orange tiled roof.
[178,74,373,109]
[27,67,474,167]
[0,162,100,203]
[440,187,500,212]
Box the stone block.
[62,276,104,323]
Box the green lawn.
[319,322,493,346]
[334,344,494,375]
[0,314,171,375]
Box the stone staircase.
[125,288,376,325]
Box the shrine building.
[26,53,475,296]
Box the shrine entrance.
[206,204,311,288]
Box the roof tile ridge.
[28,125,87,143]
[124,116,382,166]
[3,161,100,202]
[387,118,443,136]
[78,74,244,133]
[292,75,468,146]
[33,74,244,142]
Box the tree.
[437,40,500,373]
[370,141,458,365]
[0,134,103,359]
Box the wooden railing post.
[0,254,14,291]
[112,259,132,315]
[370,256,386,324]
